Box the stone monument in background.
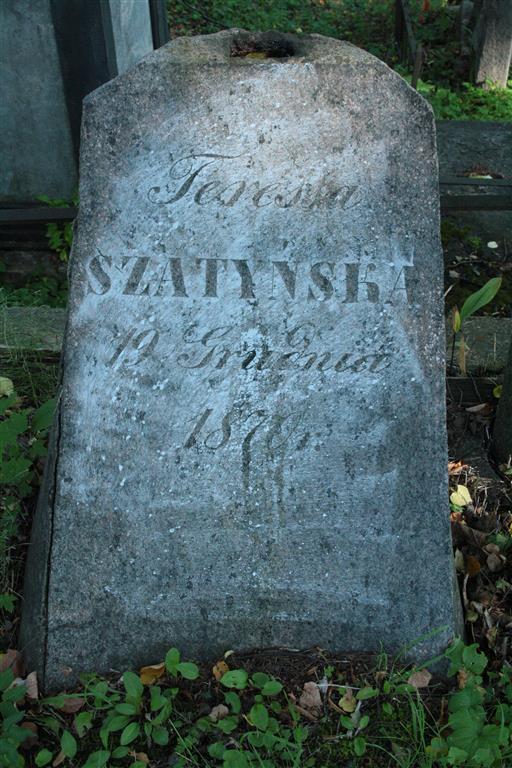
[0,0,168,202]
[21,30,461,689]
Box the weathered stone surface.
[447,317,512,374]
[436,120,512,178]
[21,30,460,690]
[0,307,66,354]
[0,0,77,201]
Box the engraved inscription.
[87,250,414,305]
[146,153,361,210]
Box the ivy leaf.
[177,661,199,680]
[261,680,283,696]
[60,730,77,758]
[354,736,367,756]
[82,751,111,768]
[356,687,379,700]
[123,670,143,702]
[221,669,248,690]
[35,750,53,767]
[120,721,140,745]
[249,703,269,731]
[165,647,180,674]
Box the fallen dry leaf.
[132,752,149,764]
[212,660,229,681]
[209,704,229,722]
[407,669,432,689]
[25,671,38,700]
[448,461,468,475]
[299,681,322,715]
[60,696,85,714]
[140,663,165,686]
[53,751,65,767]
[458,669,469,689]
[465,554,481,577]
[20,721,38,750]
[0,649,25,677]
[466,403,494,415]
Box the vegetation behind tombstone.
[166,0,512,119]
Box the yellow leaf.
[452,308,461,333]
[212,660,229,681]
[339,689,356,713]
[450,484,472,507]
[494,385,503,399]
[139,663,165,685]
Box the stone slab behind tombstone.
[21,30,461,690]
[0,0,161,202]
[0,0,77,201]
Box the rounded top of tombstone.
[84,29,431,119]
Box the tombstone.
[473,0,512,88]
[492,340,512,465]
[21,30,462,690]
[0,0,168,202]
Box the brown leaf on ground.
[458,669,469,689]
[60,697,85,714]
[132,753,149,764]
[212,660,229,681]
[25,671,38,700]
[209,704,229,722]
[140,663,165,686]
[448,461,468,475]
[0,649,25,677]
[407,669,432,689]
[20,722,38,750]
[465,554,481,577]
[52,751,65,767]
[294,681,322,720]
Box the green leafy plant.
[0,668,35,767]
[37,195,77,263]
[0,384,55,596]
[450,277,502,374]
[429,639,512,766]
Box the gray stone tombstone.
[473,0,512,88]
[21,30,461,690]
[0,0,164,202]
